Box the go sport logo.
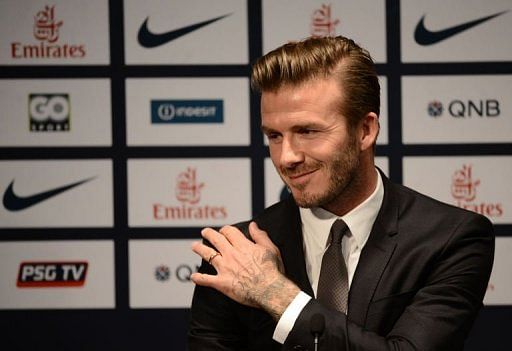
[29,93,70,131]
[151,100,224,124]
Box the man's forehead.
[261,78,343,113]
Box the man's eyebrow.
[260,125,274,134]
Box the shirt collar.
[299,169,384,249]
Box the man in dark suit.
[188,36,494,350]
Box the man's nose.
[280,136,304,168]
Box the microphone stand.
[310,313,325,351]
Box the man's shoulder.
[233,196,299,235]
[387,179,493,229]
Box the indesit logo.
[17,261,88,288]
[451,164,503,218]
[153,167,227,221]
[11,5,86,59]
[427,99,500,118]
[29,94,70,132]
[310,4,339,37]
[151,100,224,124]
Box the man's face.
[261,77,361,209]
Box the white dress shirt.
[273,169,384,343]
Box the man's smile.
[285,168,320,186]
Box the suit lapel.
[348,174,399,326]
[257,172,402,317]
[280,221,314,296]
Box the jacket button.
[293,346,305,350]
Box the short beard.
[284,136,360,208]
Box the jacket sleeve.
[188,256,249,351]
[188,259,282,351]
[283,213,494,351]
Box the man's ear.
[359,112,380,151]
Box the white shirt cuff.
[272,291,312,344]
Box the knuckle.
[220,226,232,237]
[208,235,219,246]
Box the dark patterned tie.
[317,219,349,313]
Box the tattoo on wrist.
[231,249,297,321]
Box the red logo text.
[451,164,503,218]
[310,4,339,37]
[153,167,227,220]
[10,5,86,59]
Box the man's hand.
[191,221,300,321]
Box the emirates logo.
[451,164,480,202]
[175,167,204,205]
[451,164,503,218]
[152,167,227,221]
[10,4,86,59]
[33,5,63,43]
[310,4,339,38]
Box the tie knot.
[329,219,348,246]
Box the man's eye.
[267,133,280,141]
[299,129,315,135]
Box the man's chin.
[290,191,323,209]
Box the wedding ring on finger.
[208,251,221,264]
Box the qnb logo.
[310,3,339,38]
[151,100,223,124]
[427,99,500,118]
[17,261,88,288]
[154,264,200,283]
[11,5,86,59]
[153,167,228,221]
[155,265,171,282]
[451,164,503,218]
[29,94,70,131]
[427,100,443,117]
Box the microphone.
[310,313,325,351]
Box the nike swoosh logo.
[415,10,509,45]
[137,13,232,48]
[3,177,95,211]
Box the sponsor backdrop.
[0,0,510,349]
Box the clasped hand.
[191,222,300,320]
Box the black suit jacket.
[188,174,494,350]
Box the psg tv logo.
[17,261,88,288]
[10,5,86,59]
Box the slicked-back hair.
[251,36,380,130]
